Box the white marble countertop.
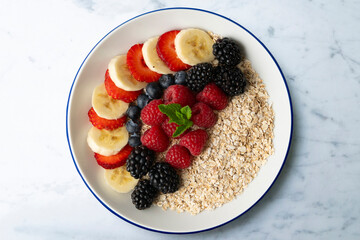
[0,0,359,239]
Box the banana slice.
[142,36,174,74]
[108,55,147,91]
[104,166,139,193]
[174,28,215,66]
[92,83,128,120]
[87,126,128,156]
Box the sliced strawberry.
[88,107,126,130]
[156,30,190,71]
[94,144,133,169]
[104,70,142,103]
[126,44,161,83]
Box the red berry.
[191,102,217,128]
[141,125,169,152]
[156,30,191,71]
[166,145,192,169]
[140,99,166,126]
[127,44,161,83]
[196,83,228,110]
[104,70,142,103]
[88,107,126,130]
[163,85,196,107]
[161,117,189,139]
[179,129,208,156]
[94,144,133,169]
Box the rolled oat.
[154,59,274,215]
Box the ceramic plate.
[66,7,293,234]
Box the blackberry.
[213,38,242,66]
[185,63,214,92]
[126,146,155,179]
[149,162,180,194]
[214,66,247,96]
[131,179,158,210]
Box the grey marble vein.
[0,0,359,239]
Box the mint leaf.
[158,103,182,115]
[175,111,186,125]
[158,103,193,137]
[180,106,192,120]
[173,120,193,138]
[158,104,183,124]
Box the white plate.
[66,7,293,234]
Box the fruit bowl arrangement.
[66,8,292,233]
[87,26,248,209]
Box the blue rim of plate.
[66,7,293,235]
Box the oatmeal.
[154,59,275,215]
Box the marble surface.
[0,0,359,239]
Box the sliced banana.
[108,55,147,91]
[104,166,139,193]
[142,36,174,74]
[175,28,215,66]
[87,126,128,156]
[92,83,128,120]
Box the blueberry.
[130,132,141,137]
[146,82,163,99]
[128,135,141,147]
[126,105,141,120]
[137,94,151,109]
[174,71,187,85]
[126,119,141,134]
[159,74,175,89]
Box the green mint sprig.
[158,103,193,138]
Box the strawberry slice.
[156,30,190,71]
[127,44,161,83]
[94,144,133,169]
[104,70,142,103]
[88,107,126,130]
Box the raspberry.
[196,83,228,110]
[161,118,189,139]
[165,145,192,169]
[179,129,208,156]
[141,125,169,152]
[163,85,195,107]
[140,99,166,126]
[191,102,217,128]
